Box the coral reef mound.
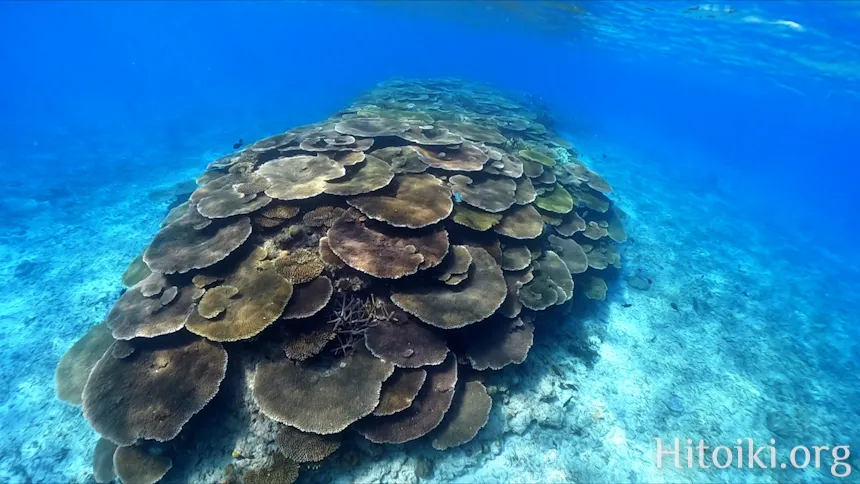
[55,78,625,482]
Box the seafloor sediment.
[1,80,857,484]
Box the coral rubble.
[55,78,625,482]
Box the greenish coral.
[534,184,574,214]
[451,204,502,231]
[518,148,556,167]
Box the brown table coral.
[57,78,626,483]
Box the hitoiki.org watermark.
[655,438,852,478]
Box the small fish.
[622,303,633,308]
[233,138,244,150]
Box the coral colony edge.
[54,79,625,484]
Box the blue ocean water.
[1,1,858,483]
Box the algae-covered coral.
[55,78,625,482]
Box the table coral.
[55,78,626,483]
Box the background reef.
[2,2,860,484]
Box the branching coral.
[327,294,395,356]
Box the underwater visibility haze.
[1,1,859,483]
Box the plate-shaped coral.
[347,174,453,228]
[259,155,347,200]
[327,209,449,279]
[355,353,458,444]
[143,209,252,274]
[432,381,493,450]
[186,248,294,342]
[253,346,394,435]
[390,247,507,329]
[62,79,626,483]
[373,368,428,416]
[56,322,114,405]
[82,332,228,446]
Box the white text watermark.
[655,438,852,478]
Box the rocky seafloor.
[2,80,858,484]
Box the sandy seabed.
[1,130,857,484]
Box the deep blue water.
[3,1,858,247]
[2,1,859,482]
